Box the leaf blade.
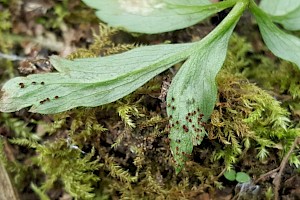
[224,170,237,181]
[250,3,300,68]
[236,172,251,183]
[165,0,248,173]
[272,6,300,31]
[82,0,234,34]
[259,0,300,16]
[259,0,300,31]
[0,43,193,114]
[166,9,240,173]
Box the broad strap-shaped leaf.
[0,43,194,114]
[166,1,246,173]
[250,1,300,68]
[82,0,236,34]
[259,0,300,31]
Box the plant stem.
[208,0,239,11]
[249,0,276,26]
[195,0,248,48]
[168,0,237,9]
[194,0,238,12]
[249,0,266,17]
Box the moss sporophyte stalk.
[1,0,300,176]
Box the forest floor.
[0,0,300,200]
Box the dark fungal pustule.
[32,81,37,85]
[40,98,50,104]
[54,96,59,99]
[41,81,45,85]
[182,125,189,132]
[171,97,175,102]
[19,83,25,88]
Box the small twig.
[216,167,227,180]
[254,166,280,184]
[273,137,299,200]
[209,167,227,184]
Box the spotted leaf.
[0,43,193,114]
[166,2,243,173]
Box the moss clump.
[226,34,300,111]
[10,138,102,199]
[210,72,298,168]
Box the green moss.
[9,138,102,199]
[67,24,136,59]
[0,113,40,141]
[210,71,299,167]
[0,8,14,78]
[208,34,300,170]
[226,34,300,104]
[35,0,97,29]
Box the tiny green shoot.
[224,170,251,183]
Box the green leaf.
[250,1,300,68]
[224,170,237,181]
[0,43,194,114]
[82,0,236,34]
[236,172,251,183]
[260,0,300,16]
[260,0,300,31]
[166,1,247,173]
